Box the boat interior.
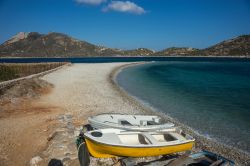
[89,130,188,146]
[118,120,133,126]
[117,119,160,126]
[93,114,161,126]
[151,133,178,142]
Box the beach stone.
[120,158,135,166]
[38,113,80,165]
[64,152,72,156]
[66,123,74,130]
[67,142,76,151]
[48,159,63,166]
[65,114,73,119]
[47,131,58,141]
[29,156,43,166]
[74,130,80,137]
[62,157,71,162]
[57,115,65,122]
[90,157,116,166]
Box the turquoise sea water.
[116,61,250,153]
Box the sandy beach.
[41,63,145,116]
[0,63,249,166]
[0,63,146,166]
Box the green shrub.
[0,62,66,82]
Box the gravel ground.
[41,63,145,117]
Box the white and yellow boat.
[84,128,195,158]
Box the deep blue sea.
[0,57,249,63]
[116,61,250,153]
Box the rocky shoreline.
[109,62,250,166]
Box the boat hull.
[85,138,194,158]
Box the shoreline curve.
[109,62,250,166]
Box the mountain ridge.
[0,32,249,57]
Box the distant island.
[0,32,249,57]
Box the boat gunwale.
[89,119,174,130]
[89,113,159,118]
[88,114,175,131]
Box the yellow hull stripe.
[85,139,194,158]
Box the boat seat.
[147,121,158,125]
[170,133,186,141]
[91,131,103,137]
[140,120,147,126]
[100,133,122,144]
[141,133,158,144]
[118,119,132,126]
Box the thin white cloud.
[75,0,107,5]
[103,1,146,15]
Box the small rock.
[62,157,71,162]
[90,157,115,166]
[47,131,58,141]
[65,114,73,119]
[57,115,64,121]
[64,152,72,156]
[66,123,74,130]
[30,156,43,166]
[74,130,80,137]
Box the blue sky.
[0,0,250,50]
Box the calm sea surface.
[116,61,250,153]
[0,57,249,63]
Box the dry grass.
[0,62,66,82]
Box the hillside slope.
[0,32,249,57]
[0,32,120,57]
[201,35,250,56]
[154,47,199,56]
